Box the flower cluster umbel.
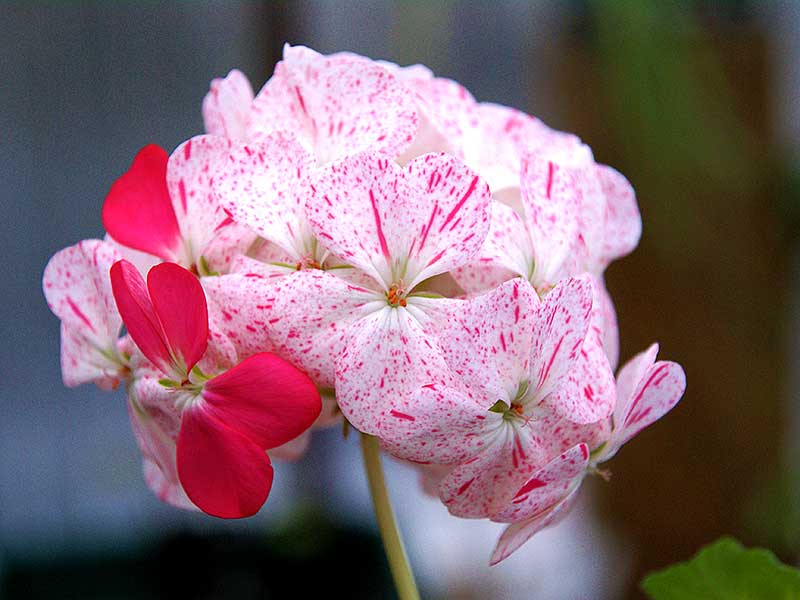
[43,44,685,563]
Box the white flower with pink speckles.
[42,43,686,578]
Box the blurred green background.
[2,1,799,598]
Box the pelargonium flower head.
[489,344,686,563]
[379,276,599,518]
[110,259,321,518]
[43,239,127,389]
[248,44,418,165]
[102,137,254,276]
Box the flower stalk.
[360,433,421,600]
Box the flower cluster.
[43,44,685,563]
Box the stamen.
[387,282,407,307]
[295,257,322,270]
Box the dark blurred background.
[2,2,799,598]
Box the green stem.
[360,433,421,600]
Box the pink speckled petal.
[202,273,281,359]
[462,104,580,193]
[228,254,294,279]
[200,221,257,275]
[614,344,659,421]
[142,458,195,511]
[379,383,496,465]
[481,200,535,279]
[452,200,533,294]
[550,330,616,425]
[528,277,593,414]
[128,374,194,510]
[492,443,589,524]
[521,154,579,288]
[305,152,491,289]
[59,324,124,389]
[213,133,315,259]
[250,44,418,163]
[335,304,450,436]
[489,485,581,565]
[398,76,477,164]
[415,463,453,498]
[451,260,517,296]
[565,149,607,273]
[167,135,242,270]
[534,410,611,459]
[202,69,254,141]
[43,239,122,352]
[597,278,620,370]
[604,353,686,460]
[266,270,380,388]
[439,426,543,519]
[437,278,539,402]
[548,278,616,424]
[597,164,641,264]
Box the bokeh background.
[2,1,799,598]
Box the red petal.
[102,145,182,260]
[177,405,273,518]
[202,353,321,450]
[110,260,172,372]
[147,262,208,373]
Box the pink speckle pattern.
[43,239,124,387]
[167,134,255,273]
[212,132,316,261]
[249,44,418,164]
[304,151,492,290]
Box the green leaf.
[642,537,800,599]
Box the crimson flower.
[110,259,321,518]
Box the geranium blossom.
[102,138,254,276]
[379,277,612,518]
[490,344,686,563]
[43,239,127,389]
[110,259,321,518]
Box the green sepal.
[198,255,219,277]
[488,400,509,414]
[190,365,210,381]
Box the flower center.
[386,282,407,307]
[296,257,322,270]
